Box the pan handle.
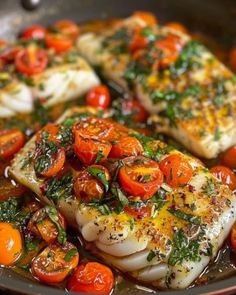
[21,0,41,11]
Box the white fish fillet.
[0,55,99,118]
[10,107,236,289]
[76,15,236,159]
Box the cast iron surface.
[0,0,236,294]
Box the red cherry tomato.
[0,45,22,63]
[159,154,193,188]
[32,242,79,284]
[21,25,47,40]
[0,129,25,159]
[40,148,66,178]
[15,46,48,76]
[0,178,26,201]
[129,27,149,52]
[109,136,144,159]
[221,145,236,169]
[67,262,114,295]
[45,33,73,53]
[124,204,152,219]
[28,207,66,244]
[133,11,158,26]
[210,165,236,191]
[121,99,148,123]
[53,20,80,39]
[36,123,59,143]
[74,168,105,202]
[165,22,188,34]
[86,85,111,109]
[119,156,163,200]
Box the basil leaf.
[87,166,109,192]
[168,208,201,225]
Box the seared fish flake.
[10,107,236,289]
[77,15,236,159]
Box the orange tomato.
[0,129,25,159]
[129,27,149,52]
[0,178,26,201]
[133,11,158,26]
[231,222,236,251]
[0,222,22,266]
[45,33,73,53]
[36,123,59,143]
[165,22,188,34]
[67,262,114,295]
[221,145,236,169]
[159,154,193,188]
[53,20,80,39]
[32,242,79,284]
[39,148,66,177]
[229,47,236,72]
[210,165,236,191]
[109,136,144,159]
[119,156,163,200]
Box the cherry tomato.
[28,207,66,244]
[86,85,111,109]
[67,262,114,295]
[124,204,151,219]
[165,22,188,34]
[74,133,111,166]
[129,27,149,52]
[53,20,80,39]
[154,34,182,68]
[32,242,79,284]
[36,123,59,143]
[39,148,66,177]
[15,46,48,76]
[0,178,26,201]
[221,145,236,169]
[119,156,163,200]
[45,33,73,53]
[74,169,104,202]
[133,11,158,26]
[0,45,22,63]
[0,129,25,159]
[210,165,236,191]
[159,154,193,188]
[109,136,144,159]
[21,25,47,40]
[231,222,236,251]
[229,47,236,72]
[0,222,22,266]
[121,99,148,123]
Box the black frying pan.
[0,0,236,294]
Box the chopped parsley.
[147,250,156,262]
[202,178,216,196]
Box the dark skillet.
[0,0,236,294]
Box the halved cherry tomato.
[0,178,26,201]
[67,262,114,295]
[74,133,111,166]
[0,129,25,159]
[36,123,59,143]
[121,99,148,123]
[28,207,66,244]
[165,22,188,34]
[221,145,236,169]
[0,222,22,266]
[229,47,236,72]
[15,46,48,76]
[74,169,104,202]
[21,25,47,40]
[109,136,144,159]
[53,20,80,39]
[133,11,158,26]
[0,45,22,63]
[32,242,79,284]
[39,148,66,177]
[129,27,149,52]
[210,165,236,191]
[119,156,163,200]
[231,222,236,251]
[124,204,152,219]
[45,33,73,53]
[159,154,193,188]
[154,34,182,68]
[86,85,111,109]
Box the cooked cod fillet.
[10,107,236,289]
[77,15,236,159]
[0,53,99,118]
